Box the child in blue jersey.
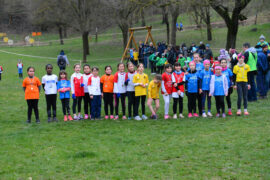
[199,60,213,117]
[193,53,204,72]
[220,58,234,115]
[209,66,228,118]
[57,70,73,121]
[185,61,201,118]
[193,53,204,115]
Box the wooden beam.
[121,31,134,62]
[129,26,152,31]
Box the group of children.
[22,52,251,123]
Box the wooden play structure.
[121,26,156,62]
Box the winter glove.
[116,93,121,98]
[124,79,130,86]
[80,83,85,87]
[72,94,76,99]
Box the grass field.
[0,22,270,179]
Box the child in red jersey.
[161,64,173,119]
[71,63,85,120]
[172,62,185,119]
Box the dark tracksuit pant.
[115,93,126,116]
[214,96,225,114]
[127,91,135,117]
[173,97,183,114]
[45,94,57,118]
[103,93,114,116]
[247,72,257,101]
[237,82,248,109]
[134,95,146,116]
[84,93,91,115]
[187,93,197,113]
[202,90,211,113]
[73,96,83,114]
[91,95,101,119]
[226,87,233,109]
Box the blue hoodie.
[185,70,201,93]
[57,79,71,99]
[222,68,233,87]
[200,69,213,91]
[257,51,269,72]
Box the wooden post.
[121,31,134,62]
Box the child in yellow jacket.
[147,74,162,119]
[133,63,149,120]
[233,54,251,116]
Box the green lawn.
[0,23,270,179]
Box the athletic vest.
[247,51,257,71]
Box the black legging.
[187,93,197,113]
[214,96,225,114]
[0,73,1,80]
[237,82,248,109]
[157,66,163,74]
[26,99,39,121]
[83,93,91,115]
[45,94,57,118]
[134,95,146,116]
[173,97,183,114]
[115,93,126,116]
[61,98,70,115]
[103,93,114,115]
[226,87,233,109]
[127,91,135,117]
[197,93,202,115]
[73,96,83,114]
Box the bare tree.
[209,0,251,49]
[34,0,70,45]
[190,0,212,41]
[108,0,137,50]
[69,0,101,62]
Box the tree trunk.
[58,26,64,45]
[164,9,170,44]
[226,21,238,50]
[84,31,90,55]
[170,11,179,46]
[141,8,146,26]
[119,23,129,50]
[63,26,67,38]
[82,31,89,63]
[206,12,212,41]
[161,6,166,24]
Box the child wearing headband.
[233,54,251,116]
[185,61,202,118]
[209,66,228,118]
[199,60,213,117]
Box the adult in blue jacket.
[256,45,269,98]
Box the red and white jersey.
[17,63,23,69]
[83,73,92,93]
[125,71,137,92]
[71,72,85,97]
[161,72,173,94]
[0,66,3,73]
[113,71,126,93]
[87,76,101,96]
[172,71,185,93]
